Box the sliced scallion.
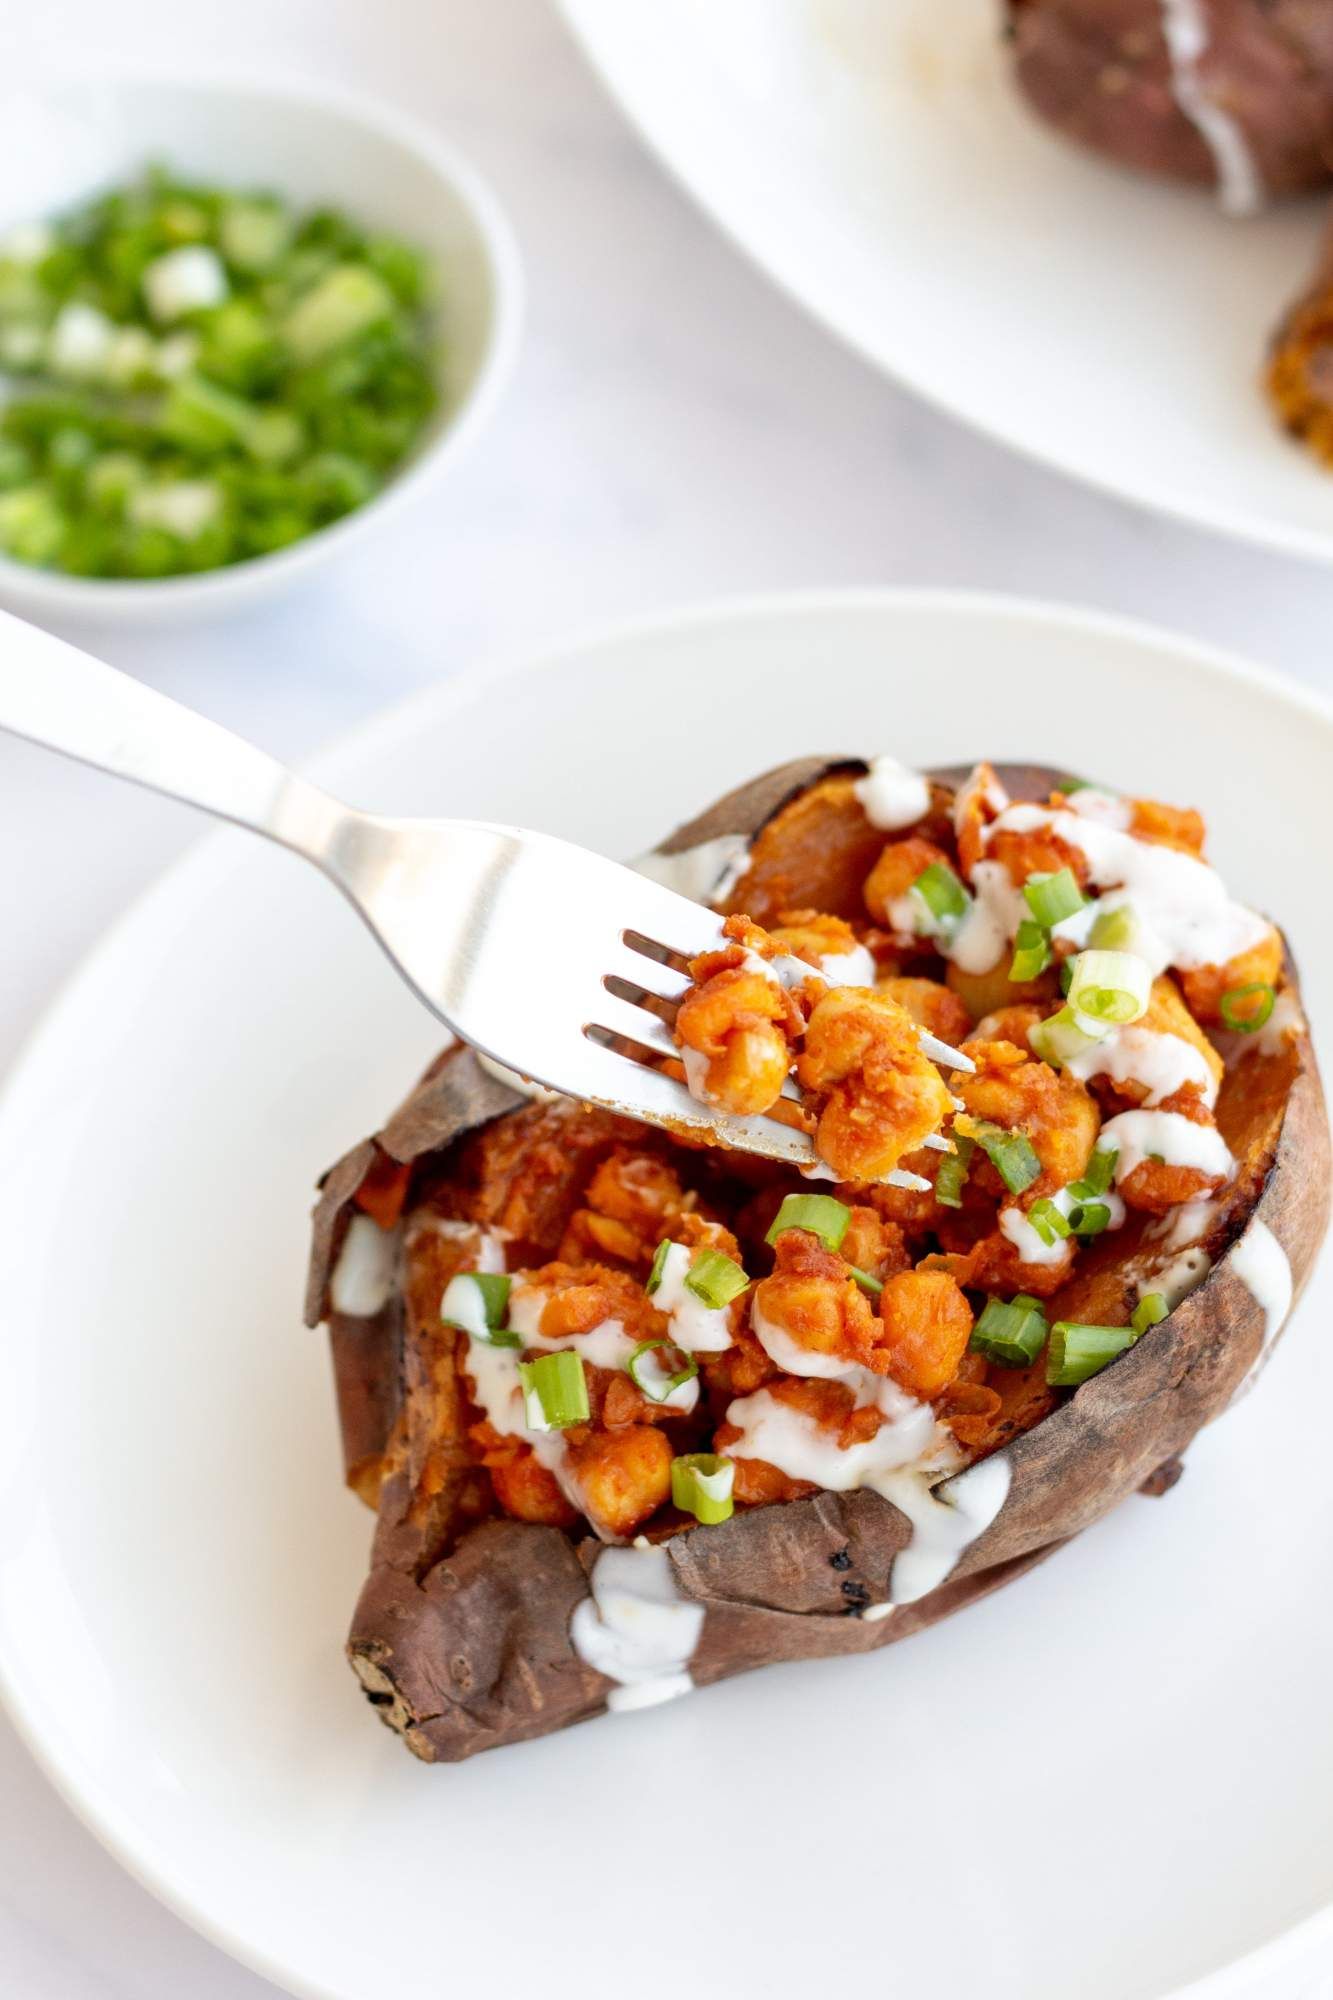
[1089,904,1142,954]
[1132,1292,1169,1336]
[1220,983,1276,1033]
[1023,867,1085,928]
[684,1247,751,1309]
[970,1293,1049,1368]
[910,861,971,932]
[1027,1196,1072,1246]
[934,1135,974,1209]
[440,1271,518,1346]
[1074,1147,1118,1199]
[646,1238,675,1294]
[518,1351,590,1431]
[627,1337,699,1404]
[1066,1199,1112,1237]
[1066,949,1151,1027]
[969,1119,1041,1195]
[849,1266,884,1296]
[1009,918,1052,984]
[765,1192,851,1253]
[1046,1321,1136,1387]
[671,1452,735,1525]
[1029,1005,1102,1067]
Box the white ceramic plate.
[559,0,1333,566]
[1,592,1332,2000]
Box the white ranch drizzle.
[854,755,931,831]
[998,1182,1127,1268]
[1145,1243,1212,1310]
[876,1454,1013,1608]
[635,833,751,905]
[813,942,878,987]
[1159,0,1266,217]
[1097,1108,1234,1185]
[1064,787,1132,831]
[978,802,1268,977]
[650,1242,735,1353]
[947,860,1027,975]
[570,1543,705,1711]
[1256,990,1304,1058]
[1230,1218,1293,1396]
[1065,1025,1218,1108]
[329,1214,400,1316]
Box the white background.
[3,2,1333,1994]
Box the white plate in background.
[0,591,1330,2000]
[559,0,1333,565]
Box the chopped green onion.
[627,1337,699,1404]
[1023,868,1085,928]
[910,861,971,931]
[440,1271,519,1346]
[646,1239,674,1294]
[1029,1005,1102,1067]
[1073,1147,1118,1198]
[969,1120,1041,1195]
[1009,918,1052,984]
[1220,983,1276,1034]
[671,1452,735,1525]
[849,1266,884,1296]
[970,1293,1049,1368]
[1046,1322,1136,1387]
[1132,1293,1169,1336]
[1089,904,1142,954]
[1027,1196,1072,1246]
[1065,1199,1112,1238]
[933,1135,974,1209]
[518,1351,590,1431]
[766,1193,850,1253]
[684,1248,751,1309]
[1060,960,1074,996]
[1067,949,1151,1027]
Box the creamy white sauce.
[882,1454,1013,1606]
[854,756,931,831]
[1150,1196,1219,1254]
[1146,1244,1212,1309]
[1098,1108,1234,1184]
[570,1544,704,1711]
[981,804,1266,978]
[1065,1025,1218,1109]
[650,1241,737,1353]
[751,1300,878,1385]
[635,833,751,906]
[329,1214,400,1316]
[680,1044,715,1104]
[1065,787,1132,831]
[722,1379,951,1494]
[1159,0,1265,216]
[507,1284,639,1371]
[998,1183,1128,1267]
[1256,990,1304,1057]
[1230,1218,1293,1394]
[948,860,1027,975]
[817,943,878,987]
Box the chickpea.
[797,987,954,1183]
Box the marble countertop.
[3,1,1333,1993]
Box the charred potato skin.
[1005,0,1333,201]
[309,760,1329,1763]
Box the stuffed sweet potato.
[1004,0,1333,210]
[307,757,1328,1762]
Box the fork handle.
[0,606,344,855]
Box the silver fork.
[0,608,971,1181]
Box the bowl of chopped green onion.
[0,75,521,617]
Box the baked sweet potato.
[1004,0,1333,209]
[307,758,1328,1762]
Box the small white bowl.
[0,72,522,622]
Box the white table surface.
[4,2,1333,1994]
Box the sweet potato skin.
[313,759,1329,1762]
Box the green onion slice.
[671,1452,735,1525]
[1089,903,1142,954]
[1132,1293,1169,1336]
[970,1120,1041,1195]
[1073,1147,1118,1198]
[909,861,971,932]
[933,1135,974,1209]
[1220,983,1276,1034]
[1023,868,1085,928]
[441,1271,519,1346]
[627,1337,699,1404]
[970,1293,1049,1368]
[518,1351,590,1431]
[1046,1321,1137,1387]
[646,1238,675,1294]
[1066,949,1152,1027]
[1029,1005,1102,1067]
[1009,918,1052,984]
[848,1266,884,1296]
[1026,1196,1072,1246]
[1066,1199,1112,1238]
[765,1193,850,1253]
[684,1248,751,1310]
